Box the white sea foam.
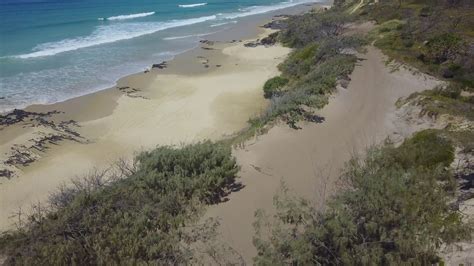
[97,11,155,21]
[210,20,237,27]
[14,15,217,59]
[163,32,215,40]
[12,0,322,59]
[222,0,320,19]
[106,11,155,20]
[178,3,207,8]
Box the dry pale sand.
[0,30,291,230]
[204,47,441,263]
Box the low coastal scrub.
[253,130,472,265]
[0,141,239,264]
[402,84,474,121]
[360,0,474,86]
[263,76,289,98]
[363,0,473,161]
[254,9,366,128]
[252,2,474,264]
[398,83,474,152]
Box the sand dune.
[204,47,441,262]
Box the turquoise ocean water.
[0,0,320,112]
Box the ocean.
[0,0,319,112]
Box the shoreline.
[0,3,326,231]
[0,2,327,115]
[12,3,323,121]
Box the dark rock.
[152,61,167,69]
[216,65,222,67]
[244,42,259,48]
[260,32,278,46]
[245,32,278,48]
[262,19,287,30]
[200,40,215,45]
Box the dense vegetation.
[263,76,289,98]
[251,9,367,129]
[361,0,474,86]
[363,0,474,176]
[253,130,471,264]
[0,141,238,264]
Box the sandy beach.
[0,22,293,230]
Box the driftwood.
[0,109,85,178]
[5,145,36,167]
[0,109,61,128]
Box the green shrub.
[378,19,404,33]
[396,129,455,169]
[253,133,471,265]
[263,34,364,127]
[295,54,358,95]
[423,33,466,64]
[278,10,351,48]
[0,141,239,265]
[362,1,474,85]
[263,76,289,98]
[278,44,318,79]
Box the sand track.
[204,47,441,263]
